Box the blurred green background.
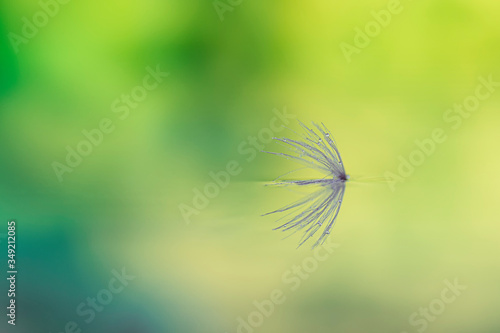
[1,0,499,332]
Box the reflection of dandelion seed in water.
[263,121,349,249]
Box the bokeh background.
[1,0,500,332]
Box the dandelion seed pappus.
[263,121,349,249]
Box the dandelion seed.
[263,121,349,249]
